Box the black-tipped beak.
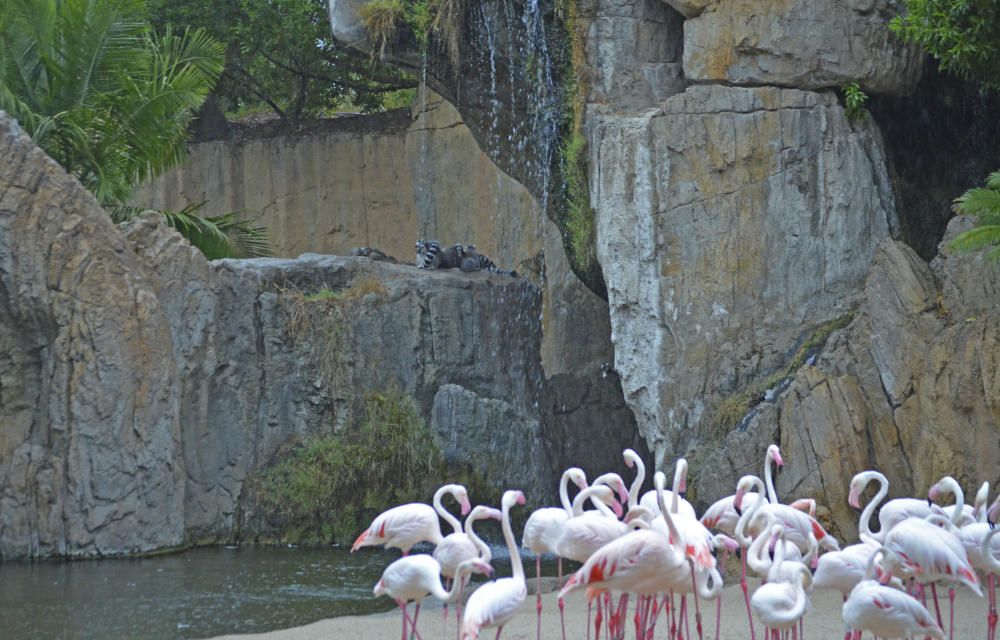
[927,498,933,507]
[735,505,743,516]
[990,518,996,530]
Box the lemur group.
[350,241,519,277]
[352,444,1000,640]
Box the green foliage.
[842,82,869,122]
[255,391,446,543]
[890,0,1000,90]
[357,0,465,63]
[949,170,1000,260]
[112,203,271,259]
[0,0,223,205]
[148,0,417,120]
[561,131,598,276]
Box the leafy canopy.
[0,0,268,258]
[147,0,417,119]
[950,170,1000,261]
[891,0,1000,90]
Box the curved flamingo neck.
[695,566,724,599]
[935,476,965,525]
[735,476,767,547]
[764,450,779,504]
[654,473,684,553]
[857,471,888,541]
[672,459,688,513]
[464,508,497,558]
[433,485,463,534]
[571,486,609,517]
[768,571,808,626]
[625,450,645,510]
[767,527,787,583]
[558,469,576,513]
[433,559,481,602]
[974,482,990,523]
[500,493,524,583]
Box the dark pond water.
[0,544,560,639]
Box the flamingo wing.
[462,577,527,636]
[522,507,568,553]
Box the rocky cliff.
[2,113,624,557]
[324,0,999,531]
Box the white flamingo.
[639,458,697,520]
[751,524,812,639]
[521,467,587,640]
[353,484,471,554]
[375,555,493,640]
[842,547,944,640]
[435,505,503,637]
[461,490,527,640]
[848,471,935,542]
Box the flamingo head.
[847,480,863,510]
[459,494,472,516]
[988,499,1000,527]
[611,499,624,519]
[470,559,494,577]
[512,490,526,506]
[568,467,588,491]
[469,506,503,523]
[768,444,784,470]
[623,448,638,469]
[928,482,942,505]
[734,475,756,513]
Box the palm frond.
[949,224,1000,259]
[952,187,1000,218]
[986,171,1000,191]
[111,202,271,260]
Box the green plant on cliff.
[842,82,869,122]
[0,0,268,258]
[358,0,465,66]
[890,0,1000,91]
[256,391,446,542]
[949,170,1000,260]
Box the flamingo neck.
[655,475,684,554]
[433,486,463,534]
[571,486,606,517]
[974,482,990,523]
[435,560,477,602]
[671,460,687,513]
[764,452,778,504]
[735,476,767,547]
[501,498,524,583]
[558,469,575,514]
[938,476,965,525]
[858,472,888,542]
[767,530,787,583]
[695,566,724,599]
[627,453,645,510]
[746,516,776,576]
[981,528,1000,573]
[464,514,491,559]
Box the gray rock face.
[728,221,1000,539]
[676,0,923,94]
[0,116,185,557]
[591,85,896,468]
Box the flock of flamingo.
[351,445,1000,640]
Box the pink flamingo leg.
[397,600,409,640]
[595,596,604,640]
[690,569,704,640]
[930,583,944,630]
[741,552,757,640]
[559,596,568,640]
[536,556,543,640]
[494,627,503,640]
[455,581,465,640]
[988,574,998,640]
[587,599,593,640]
[948,587,955,640]
[411,602,424,640]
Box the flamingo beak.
[617,483,629,505]
[461,499,472,516]
[847,486,861,510]
[611,500,624,519]
[734,489,746,513]
[928,484,941,503]
[515,491,526,505]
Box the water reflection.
[0,545,562,639]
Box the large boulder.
[591,85,896,468]
[673,0,923,94]
[0,115,185,557]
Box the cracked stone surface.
[698,221,1000,539]
[591,85,896,472]
[674,0,923,94]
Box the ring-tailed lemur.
[351,246,398,262]
[415,239,465,269]
[460,245,518,277]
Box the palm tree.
[0,0,269,258]
[951,170,1000,261]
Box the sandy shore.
[211,577,992,639]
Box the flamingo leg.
[411,602,423,640]
[442,577,451,640]
[559,595,567,640]
[587,599,593,640]
[988,574,998,640]
[741,552,757,640]
[595,596,604,640]
[690,567,704,640]
[397,600,409,640]
[681,595,690,640]
[455,580,465,640]
[494,626,503,640]
[536,556,543,640]
[930,583,944,630]
[948,587,955,640]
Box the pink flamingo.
[353,484,472,554]
[374,555,493,640]
[435,505,503,637]
[521,467,588,640]
[639,458,697,520]
[849,471,936,542]
[461,490,527,640]
[842,547,944,640]
[750,524,812,640]
[978,526,1000,640]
